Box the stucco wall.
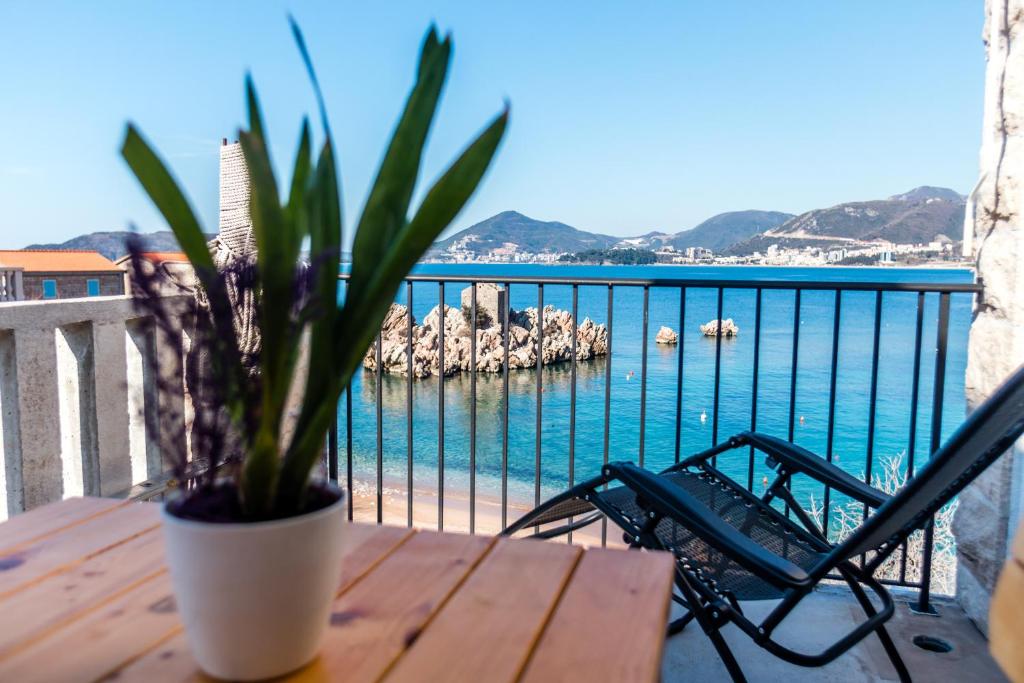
[956,0,1024,634]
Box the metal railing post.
[915,292,950,615]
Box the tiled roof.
[117,251,189,265]
[0,250,124,273]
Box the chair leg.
[668,610,695,636]
[668,590,694,636]
[840,570,911,683]
[873,623,911,683]
[675,573,748,682]
[705,626,748,683]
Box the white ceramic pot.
[161,489,347,681]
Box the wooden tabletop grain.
[991,521,1024,682]
[0,497,674,682]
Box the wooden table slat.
[385,537,582,683]
[992,521,1024,682]
[0,498,676,683]
[100,631,197,683]
[519,547,675,683]
[0,527,164,660]
[336,524,416,592]
[107,524,419,682]
[291,531,494,683]
[0,571,177,683]
[0,497,125,553]
[991,558,1024,682]
[0,502,160,600]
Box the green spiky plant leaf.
[121,19,507,519]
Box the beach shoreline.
[348,470,619,547]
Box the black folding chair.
[503,364,1024,682]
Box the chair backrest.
[837,362,1024,565]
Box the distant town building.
[0,250,124,300]
[826,248,848,262]
[116,251,194,296]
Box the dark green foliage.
[559,248,657,265]
[121,20,507,519]
[461,303,493,330]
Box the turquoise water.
[339,265,975,516]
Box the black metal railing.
[331,273,980,612]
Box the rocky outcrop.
[655,326,678,345]
[364,301,608,378]
[460,283,505,330]
[699,318,739,337]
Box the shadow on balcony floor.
[661,586,1006,682]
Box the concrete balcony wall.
[0,295,188,519]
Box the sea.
[339,264,975,515]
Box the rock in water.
[460,283,506,331]
[364,286,609,378]
[655,326,678,345]
[699,318,739,337]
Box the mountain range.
[429,186,964,258]
[433,211,619,255]
[726,188,965,255]
[669,210,795,252]
[24,186,965,261]
[25,231,212,261]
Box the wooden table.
[991,520,1024,682]
[0,497,675,682]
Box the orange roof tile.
[0,250,124,273]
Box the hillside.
[25,230,206,261]
[669,210,794,252]
[433,211,617,256]
[888,186,964,203]
[728,187,965,255]
[613,231,672,249]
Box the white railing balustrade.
[0,268,24,302]
[0,295,189,519]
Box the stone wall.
[218,141,254,254]
[955,0,1024,634]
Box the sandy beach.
[348,472,623,548]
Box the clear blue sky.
[0,2,985,249]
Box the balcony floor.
[661,586,1006,682]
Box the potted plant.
[121,20,506,681]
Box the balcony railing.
[0,295,189,516]
[0,273,982,616]
[0,268,24,302]
[330,272,981,614]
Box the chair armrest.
[737,432,890,509]
[608,463,813,590]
